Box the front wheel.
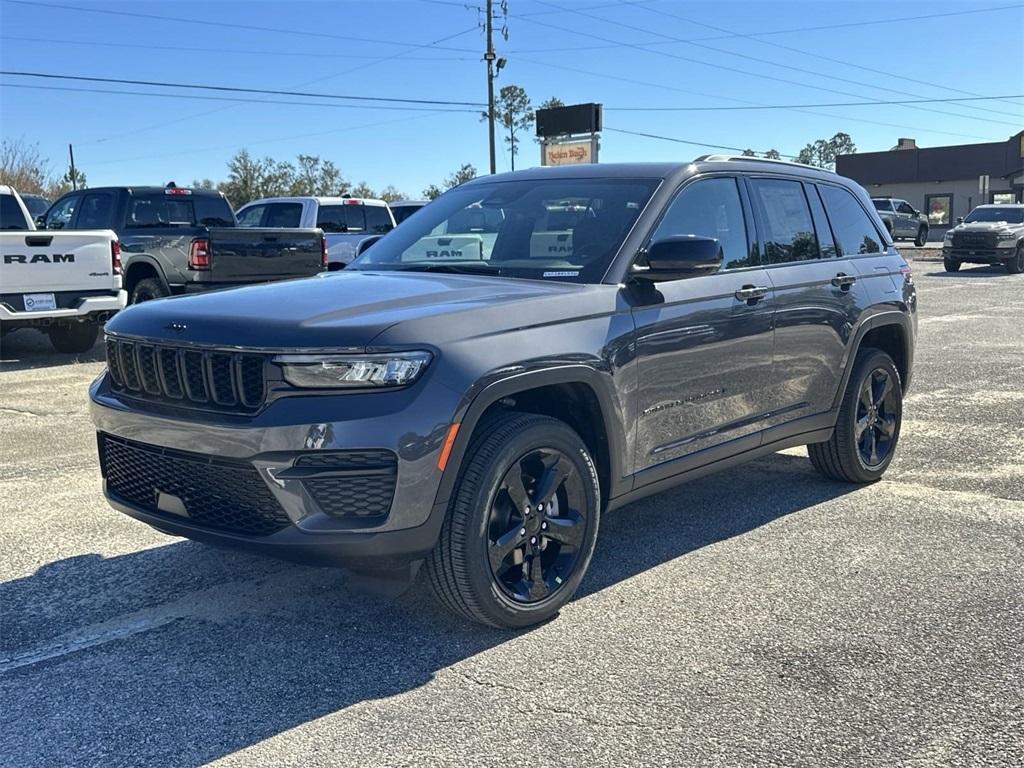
[914,226,928,247]
[1007,245,1024,274]
[47,322,99,353]
[426,412,601,628]
[944,257,961,273]
[809,348,903,484]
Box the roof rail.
[693,154,836,173]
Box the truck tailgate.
[207,227,323,282]
[0,230,118,294]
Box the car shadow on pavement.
[1,452,859,767]
[0,328,105,372]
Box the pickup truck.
[1,185,123,352]
[871,197,929,246]
[235,196,394,269]
[39,185,326,304]
[942,204,1024,273]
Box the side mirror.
[35,215,46,228]
[956,216,965,224]
[355,234,384,256]
[633,235,722,281]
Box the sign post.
[535,103,602,167]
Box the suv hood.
[105,270,616,349]
[950,221,1023,234]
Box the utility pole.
[68,144,77,191]
[484,0,496,175]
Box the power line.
[5,0,475,52]
[606,95,1024,112]
[0,35,478,62]
[0,83,480,113]
[0,71,488,107]
[603,127,799,159]
[525,1,1022,126]
[514,56,1004,143]
[507,3,1024,52]
[624,1,1024,118]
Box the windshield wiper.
[392,263,498,276]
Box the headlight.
[943,232,955,241]
[997,232,1016,241]
[276,351,432,389]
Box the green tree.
[191,178,216,190]
[220,150,288,207]
[422,183,444,201]
[797,132,856,170]
[486,84,533,171]
[347,181,376,199]
[741,148,756,157]
[763,149,782,160]
[289,154,344,196]
[445,163,477,189]
[378,185,405,203]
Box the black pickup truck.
[40,186,325,304]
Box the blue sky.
[1,0,1022,197]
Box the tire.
[809,348,903,484]
[47,322,99,353]
[944,257,961,273]
[130,277,169,304]
[914,226,928,247]
[426,412,601,628]
[1007,245,1024,274]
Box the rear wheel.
[809,348,903,484]
[130,277,168,305]
[47,322,99,353]
[1007,245,1024,274]
[914,226,928,247]
[426,412,601,628]
[944,257,961,273]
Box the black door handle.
[831,273,857,290]
[734,285,769,303]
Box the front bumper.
[943,243,1017,263]
[89,373,460,567]
[0,290,126,324]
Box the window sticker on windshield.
[543,270,580,278]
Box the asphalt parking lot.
[2,262,1022,767]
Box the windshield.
[964,207,1024,224]
[350,178,659,283]
[21,195,50,217]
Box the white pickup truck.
[235,196,395,268]
[0,185,125,352]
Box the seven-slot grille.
[105,336,265,411]
[99,433,291,536]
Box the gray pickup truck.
[40,186,326,304]
[872,198,929,246]
[942,204,1024,273]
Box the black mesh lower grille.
[296,451,397,520]
[100,434,291,536]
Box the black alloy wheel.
[855,367,899,469]
[487,447,589,604]
[130,277,169,305]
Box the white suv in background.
[236,196,395,268]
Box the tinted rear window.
[127,192,234,228]
[0,194,30,230]
[318,204,365,232]
[872,199,892,212]
[77,193,115,229]
[749,178,820,263]
[264,203,303,228]
[364,205,393,233]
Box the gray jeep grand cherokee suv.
[91,158,917,627]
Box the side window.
[819,185,883,256]
[748,178,820,263]
[264,203,303,228]
[806,185,838,258]
[236,205,266,227]
[897,201,916,215]
[343,205,366,232]
[0,194,31,230]
[76,194,114,229]
[364,205,393,234]
[127,195,168,228]
[316,205,348,233]
[45,194,81,230]
[650,177,752,270]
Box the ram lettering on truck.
[4,253,76,264]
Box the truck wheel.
[943,258,961,273]
[426,412,601,628]
[1007,245,1024,274]
[130,277,168,304]
[809,348,903,484]
[47,322,99,353]
[914,226,928,247]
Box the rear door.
[896,200,918,238]
[748,176,870,426]
[632,176,776,474]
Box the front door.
[631,176,775,477]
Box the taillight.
[321,235,328,269]
[189,238,211,270]
[111,240,121,275]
